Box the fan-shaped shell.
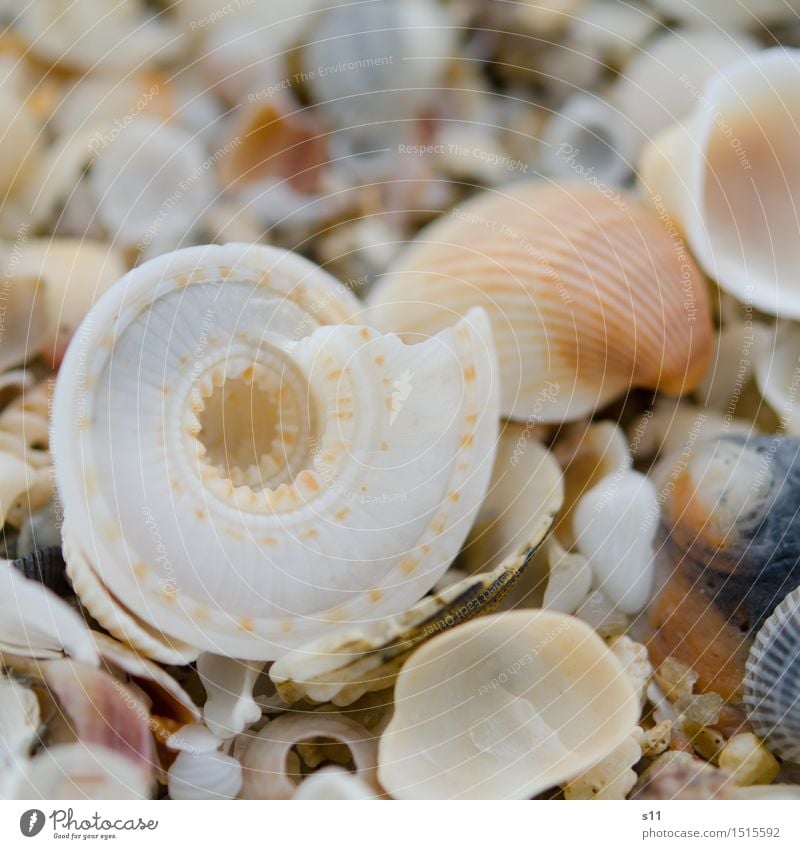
[639,48,800,318]
[53,243,499,660]
[168,749,243,800]
[367,181,712,422]
[378,610,639,799]
[648,435,800,700]
[743,587,800,764]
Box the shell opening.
[191,354,321,494]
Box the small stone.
[655,657,698,702]
[640,720,672,757]
[718,733,780,786]
[676,692,724,727]
[686,725,726,764]
[575,588,629,638]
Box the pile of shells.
[3,0,800,802]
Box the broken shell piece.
[541,538,592,615]
[0,275,47,373]
[553,420,631,550]
[0,559,98,665]
[53,242,498,660]
[240,713,380,800]
[743,587,800,764]
[367,181,712,421]
[0,85,41,196]
[752,321,800,434]
[718,733,780,786]
[270,433,562,705]
[198,655,264,740]
[0,453,51,529]
[639,48,800,318]
[648,436,800,699]
[12,743,153,800]
[564,733,641,799]
[378,610,639,799]
[609,636,653,709]
[293,765,378,800]
[575,588,629,639]
[168,749,243,801]
[3,239,126,367]
[41,660,156,772]
[573,469,659,615]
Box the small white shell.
[168,749,243,801]
[240,713,379,799]
[378,610,640,799]
[541,537,593,615]
[0,558,98,665]
[743,587,800,764]
[639,48,800,318]
[573,469,659,615]
[293,765,378,800]
[197,654,264,740]
[54,243,498,660]
[166,725,221,755]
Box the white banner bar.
[1,800,797,849]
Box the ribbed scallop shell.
[367,181,712,422]
[53,243,499,660]
[168,749,243,800]
[744,587,800,764]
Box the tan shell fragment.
[367,181,712,421]
[378,610,640,799]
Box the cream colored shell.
[367,181,712,422]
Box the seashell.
[743,587,800,764]
[613,27,759,147]
[573,468,659,615]
[752,320,800,434]
[639,48,800,318]
[15,502,63,558]
[569,1,660,68]
[303,0,455,150]
[367,181,712,422]
[0,451,51,529]
[552,420,631,550]
[92,633,202,733]
[648,435,800,700]
[609,635,653,709]
[87,118,215,257]
[0,558,98,665]
[240,713,380,799]
[3,238,126,367]
[540,537,592,614]
[541,92,639,186]
[270,426,563,705]
[197,655,264,740]
[41,660,156,773]
[293,765,378,800]
[166,725,220,755]
[0,275,47,373]
[12,742,153,800]
[575,587,629,639]
[13,1,183,73]
[564,733,641,799]
[53,242,498,660]
[0,672,41,759]
[631,751,734,800]
[718,732,780,785]
[0,83,41,196]
[168,749,243,800]
[378,610,640,799]
[647,0,800,28]
[11,547,70,597]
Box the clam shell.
[639,48,800,318]
[378,610,640,799]
[168,749,243,800]
[648,435,800,699]
[240,713,380,799]
[367,181,712,421]
[270,426,563,706]
[743,587,800,764]
[53,243,498,660]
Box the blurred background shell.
[648,435,800,700]
[368,181,712,422]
